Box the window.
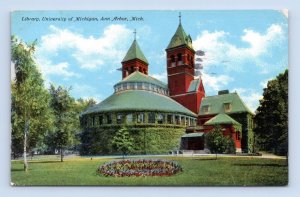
[157,114,164,124]
[180,116,185,125]
[224,103,232,112]
[122,83,128,90]
[171,55,175,62]
[148,113,155,123]
[144,83,149,90]
[167,114,173,124]
[117,114,123,124]
[137,83,143,90]
[106,114,112,124]
[137,113,144,123]
[177,53,182,61]
[98,115,103,125]
[175,115,180,125]
[203,105,210,113]
[129,83,135,90]
[92,116,95,126]
[126,114,133,123]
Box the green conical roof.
[122,40,148,64]
[166,23,194,50]
[116,71,167,89]
[204,113,241,126]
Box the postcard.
[10,10,288,186]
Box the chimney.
[218,90,229,95]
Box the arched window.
[177,53,182,61]
[171,55,175,62]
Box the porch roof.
[181,132,204,138]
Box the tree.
[254,70,288,156]
[205,126,236,158]
[49,85,75,162]
[111,127,134,159]
[11,36,54,171]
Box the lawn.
[11,155,288,186]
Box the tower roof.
[122,40,149,64]
[166,23,194,50]
[116,71,167,89]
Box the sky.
[11,10,288,112]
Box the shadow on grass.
[29,160,62,164]
[233,163,287,167]
[11,168,24,172]
[193,158,218,161]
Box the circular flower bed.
[97,159,182,177]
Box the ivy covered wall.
[230,113,254,153]
[79,125,185,155]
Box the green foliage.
[79,126,185,155]
[205,126,236,154]
[11,36,54,159]
[48,85,76,161]
[111,128,134,157]
[254,69,288,155]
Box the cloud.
[38,24,132,70]
[193,24,286,73]
[71,83,104,103]
[202,72,233,92]
[150,72,167,83]
[36,58,81,79]
[260,78,273,89]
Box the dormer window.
[203,105,210,113]
[224,103,232,112]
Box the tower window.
[137,82,143,90]
[177,53,182,61]
[171,55,175,62]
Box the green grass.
[11,156,288,186]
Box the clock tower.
[166,14,205,114]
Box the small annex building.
[197,90,255,153]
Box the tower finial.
[179,12,181,24]
[133,29,137,40]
